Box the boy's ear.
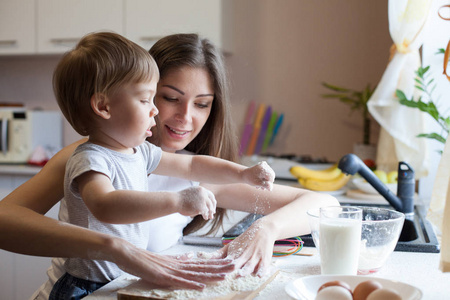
[91,93,111,119]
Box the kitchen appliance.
[0,109,62,163]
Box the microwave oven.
[0,109,63,163]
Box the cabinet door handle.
[140,36,165,42]
[0,40,17,46]
[50,38,80,44]
[0,118,9,154]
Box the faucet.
[338,153,415,216]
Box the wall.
[0,54,81,146]
[0,1,392,161]
[226,0,391,161]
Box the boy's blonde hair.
[53,31,159,136]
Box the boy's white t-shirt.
[62,142,163,282]
[30,150,195,300]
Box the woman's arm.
[0,139,85,255]
[201,182,339,276]
[0,139,234,289]
[1,203,233,289]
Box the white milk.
[319,218,362,275]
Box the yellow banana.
[298,173,351,191]
[290,163,342,181]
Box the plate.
[285,275,422,300]
[352,178,397,195]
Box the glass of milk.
[319,206,362,275]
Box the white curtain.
[367,0,433,178]
[427,2,450,273]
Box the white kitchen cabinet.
[0,0,230,55]
[124,0,227,52]
[0,167,60,300]
[0,250,14,300]
[36,0,123,54]
[0,0,35,55]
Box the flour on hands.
[243,161,275,191]
[178,186,216,220]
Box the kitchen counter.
[83,158,448,299]
[85,179,447,299]
[0,164,42,200]
[87,243,449,300]
[86,202,446,300]
[0,164,42,175]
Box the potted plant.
[321,82,377,162]
[396,65,449,153]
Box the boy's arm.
[77,171,216,223]
[154,152,275,190]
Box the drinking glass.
[319,206,362,275]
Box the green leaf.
[444,117,450,131]
[417,133,446,144]
[395,89,407,101]
[322,82,350,92]
[415,85,425,92]
[430,85,436,94]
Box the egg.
[317,280,352,294]
[316,286,353,300]
[353,280,383,300]
[366,288,402,300]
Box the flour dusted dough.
[117,269,279,300]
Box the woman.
[0,34,338,298]
[147,34,337,274]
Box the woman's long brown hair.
[149,34,239,235]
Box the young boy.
[49,31,275,298]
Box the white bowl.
[286,275,421,300]
[352,177,397,195]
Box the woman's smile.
[165,125,191,138]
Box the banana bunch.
[289,163,351,191]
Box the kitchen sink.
[302,203,440,253]
[223,204,440,253]
[235,154,440,253]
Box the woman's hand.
[199,218,275,278]
[111,239,234,290]
[177,186,217,220]
[242,161,275,191]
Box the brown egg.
[316,286,353,300]
[318,280,352,295]
[353,280,383,300]
[366,288,402,300]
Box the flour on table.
[118,265,278,299]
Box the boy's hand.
[177,186,217,220]
[243,161,275,191]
